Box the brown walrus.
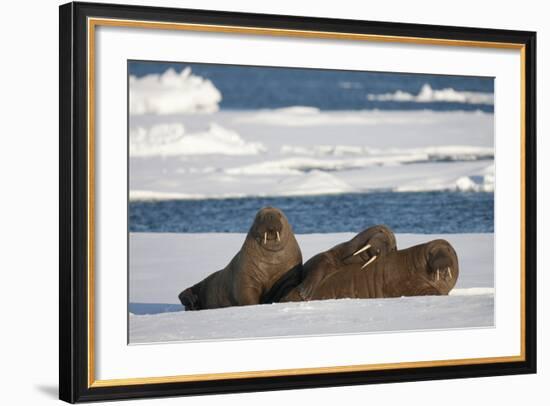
[263,225,397,303]
[178,207,302,310]
[283,239,458,302]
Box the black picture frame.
[59,1,537,403]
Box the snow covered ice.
[366,83,494,105]
[129,233,494,343]
[129,110,494,200]
[129,68,221,115]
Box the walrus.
[283,239,458,301]
[178,207,302,310]
[263,225,397,303]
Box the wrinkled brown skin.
[285,239,458,301]
[178,207,302,310]
[278,225,398,302]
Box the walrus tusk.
[361,255,377,269]
[436,269,440,281]
[276,231,280,242]
[264,232,267,245]
[353,244,371,256]
[447,267,452,279]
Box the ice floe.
[367,83,494,105]
[130,123,265,156]
[129,67,222,115]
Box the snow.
[280,144,493,159]
[450,287,495,296]
[272,171,354,196]
[224,148,492,175]
[129,68,222,115]
[367,83,494,105]
[232,106,437,127]
[129,295,493,342]
[129,232,494,343]
[130,123,265,157]
[129,110,494,199]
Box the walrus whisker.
[353,244,371,256]
[264,232,267,245]
[447,267,452,279]
[277,231,280,242]
[436,269,440,281]
[361,255,377,270]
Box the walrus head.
[368,239,459,298]
[178,287,201,311]
[423,239,459,294]
[248,207,292,252]
[341,225,397,269]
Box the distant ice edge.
[367,83,494,105]
[129,180,494,201]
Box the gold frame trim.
[87,17,527,388]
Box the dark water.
[129,303,183,315]
[129,61,494,112]
[129,191,494,234]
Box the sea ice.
[129,232,494,343]
[129,110,494,199]
[130,67,222,115]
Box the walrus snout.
[426,239,459,290]
[342,225,397,268]
[263,212,282,231]
[178,287,200,311]
[367,225,397,255]
[377,225,398,251]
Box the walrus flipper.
[178,287,200,311]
